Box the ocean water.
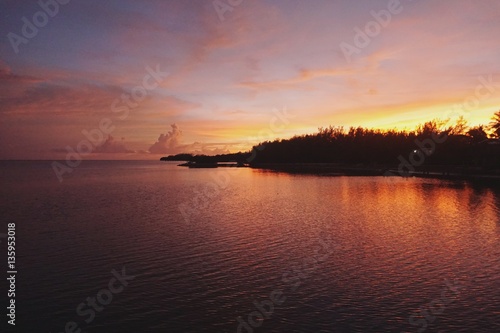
[1,160,499,332]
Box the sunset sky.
[1,0,499,159]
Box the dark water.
[0,160,499,333]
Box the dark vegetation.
[161,152,251,163]
[161,111,500,172]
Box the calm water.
[1,160,499,332]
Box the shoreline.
[248,163,500,183]
[167,160,500,184]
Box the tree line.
[162,111,500,169]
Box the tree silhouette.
[489,110,500,138]
[467,126,488,143]
[448,116,468,135]
[161,111,500,173]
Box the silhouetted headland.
[161,112,500,183]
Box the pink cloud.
[148,124,230,155]
[148,124,183,154]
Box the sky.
[1,0,499,159]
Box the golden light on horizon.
[1,1,499,159]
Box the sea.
[0,160,499,332]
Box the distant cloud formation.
[95,136,134,154]
[149,124,230,155]
[148,124,183,154]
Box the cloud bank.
[149,124,230,155]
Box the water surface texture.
[1,160,499,332]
